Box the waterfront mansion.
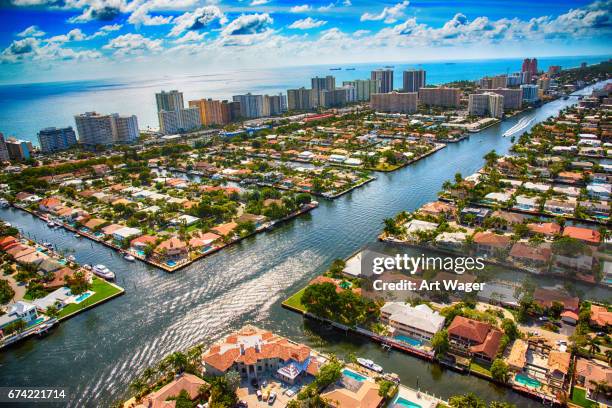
[202,325,320,384]
[380,302,445,344]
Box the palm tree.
[586,337,601,355]
[141,367,156,386]
[129,377,147,399]
[605,349,612,364]
[168,351,188,374]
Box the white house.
[113,227,142,242]
[380,303,445,343]
[170,214,200,227]
[513,195,538,211]
[0,301,38,329]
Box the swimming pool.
[342,369,366,382]
[393,396,422,408]
[74,291,93,303]
[27,317,45,327]
[395,334,422,347]
[515,374,542,388]
[166,260,177,267]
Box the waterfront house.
[484,192,512,205]
[42,267,76,290]
[509,242,552,272]
[553,251,594,275]
[574,358,612,403]
[0,236,18,250]
[419,201,456,219]
[202,325,316,384]
[527,222,561,238]
[39,197,62,212]
[154,237,188,263]
[188,232,221,249]
[134,373,207,408]
[477,281,520,308]
[562,226,601,245]
[37,258,64,275]
[543,199,576,215]
[380,302,445,344]
[460,207,490,225]
[587,183,611,200]
[506,339,528,372]
[472,232,511,257]
[112,227,142,243]
[546,351,571,394]
[589,305,612,328]
[101,224,124,238]
[32,287,72,311]
[0,301,38,329]
[490,210,526,231]
[533,288,579,314]
[211,222,238,238]
[513,195,538,212]
[130,235,157,251]
[447,316,502,362]
[579,200,609,218]
[320,373,384,408]
[402,219,437,239]
[236,213,267,228]
[435,232,467,251]
[83,218,107,231]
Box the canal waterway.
[0,82,610,407]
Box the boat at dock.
[47,221,56,228]
[92,264,115,280]
[67,255,76,262]
[356,357,383,373]
[123,254,135,262]
[0,199,9,208]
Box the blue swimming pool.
[75,292,93,303]
[395,334,422,347]
[342,369,366,382]
[27,317,45,327]
[393,396,422,408]
[166,260,177,267]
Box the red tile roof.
[533,288,579,312]
[448,316,491,344]
[562,226,601,244]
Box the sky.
[0,0,611,84]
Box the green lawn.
[470,361,492,378]
[57,277,123,319]
[283,287,307,312]
[571,387,598,408]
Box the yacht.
[47,221,56,228]
[67,255,76,262]
[92,264,115,280]
[124,253,136,262]
[82,264,92,271]
[356,358,383,373]
[43,242,53,249]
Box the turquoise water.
[74,292,93,303]
[395,334,423,347]
[343,369,367,382]
[0,55,609,146]
[515,374,542,388]
[394,396,422,408]
[166,260,177,267]
[27,317,45,327]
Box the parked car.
[237,401,248,408]
[268,392,276,405]
[256,390,262,400]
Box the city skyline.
[0,0,611,84]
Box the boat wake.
[503,116,534,137]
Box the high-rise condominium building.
[520,84,540,103]
[157,89,201,134]
[507,73,522,87]
[548,65,561,75]
[0,133,11,162]
[480,88,523,110]
[262,94,287,116]
[189,99,224,126]
[418,87,461,108]
[342,79,380,101]
[287,88,314,111]
[537,77,551,91]
[521,58,538,83]
[311,76,336,107]
[155,90,184,113]
[75,112,139,147]
[371,69,394,93]
[480,75,507,89]
[37,126,77,153]
[468,93,504,118]
[5,138,34,161]
[402,70,426,92]
[318,89,347,108]
[370,92,418,113]
[341,85,357,103]
[232,93,264,119]
[158,107,201,135]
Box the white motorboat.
[43,242,53,248]
[67,255,76,262]
[356,358,383,373]
[123,254,135,262]
[0,199,9,208]
[74,233,81,238]
[92,264,115,280]
[47,221,56,228]
[82,264,92,270]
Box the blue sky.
[0,0,610,83]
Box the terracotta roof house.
[527,222,561,237]
[130,235,158,249]
[472,232,511,256]
[533,288,579,313]
[419,201,456,219]
[574,358,612,400]
[6,244,36,259]
[39,197,62,212]
[547,351,571,392]
[211,222,238,237]
[135,373,207,408]
[589,305,612,327]
[263,198,284,208]
[0,236,18,251]
[562,226,601,245]
[101,224,124,236]
[447,316,502,362]
[83,218,107,230]
[321,378,383,408]
[509,242,552,269]
[154,237,188,261]
[490,210,526,230]
[188,232,221,248]
[507,339,528,371]
[202,325,314,385]
[43,267,75,290]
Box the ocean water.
[0,54,609,145]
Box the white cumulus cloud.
[361,0,410,24]
[289,17,327,30]
[17,25,46,37]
